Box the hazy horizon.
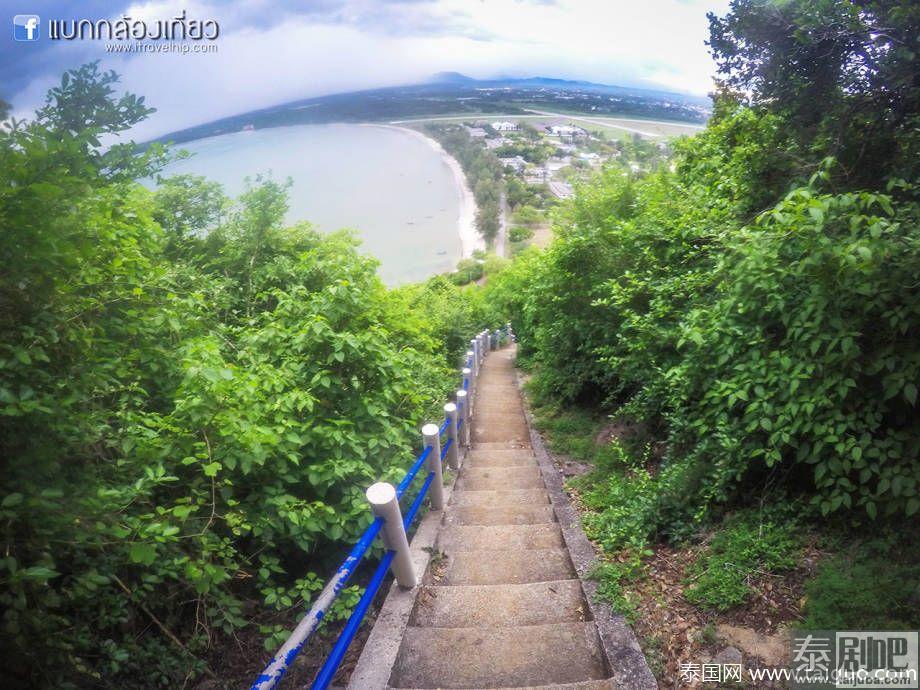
[2,0,729,141]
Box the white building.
[466,127,487,138]
[492,121,518,132]
[549,124,586,137]
[498,156,527,173]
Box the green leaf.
[20,566,59,581]
[202,462,222,477]
[2,493,24,508]
[129,543,157,566]
[904,383,917,406]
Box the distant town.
[153,74,709,146]
[419,111,689,281]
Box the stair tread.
[426,548,575,585]
[458,475,545,491]
[410,580,589,627]
[437,523,564,551]
[451,488,549,507]
[462,466,542,480]
[446,504,556,526]
[391,680,614,690]
[472,442,532,450]
[389,622,608,688]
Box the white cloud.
[8,0,731,139]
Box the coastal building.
[549,180,574,199]
[498,155,527,173]
[524,167,549,185]
[549,124,586,138]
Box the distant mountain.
[425,73,711,106]
[427,71,478,85]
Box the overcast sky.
[3,0,731,141]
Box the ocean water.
[157,124,463,284]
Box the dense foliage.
[485,0,919,543]
[0,64,483,686]
[424,124,504,241]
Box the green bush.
[0,66,478,687]
[509,225,534,243]
[483,0,920,535]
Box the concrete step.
[474,404,525,416]
[446,504,556,526]
[472,441,532,450]
[392,680,622,690]
[462,466,542,482]
[464,449,536,466]
[426,548,576,585]
[451,489,549,507]
[457,473,545,491]
[388,622,608,688]
[472,428,531,444]
[391,681,615,690]
[410,580,589,627]
[437,523,564,551]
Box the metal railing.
[251,324,513,690]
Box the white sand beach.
[361,124,484,259]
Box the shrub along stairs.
[382,346,614,689]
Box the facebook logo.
[13,15,40,41]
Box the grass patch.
[684,512,802,611]
[803,538,920,630]
[588,553,647,624]
[530,401,608,463]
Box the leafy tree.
[0,66,478,687]
[708,0,920,191]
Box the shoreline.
[359,123,484,260]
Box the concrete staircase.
[386,347,612,689]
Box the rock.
[717,623,789,666]
[713,646,743,666]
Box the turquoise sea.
[158,124,463,284]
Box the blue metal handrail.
[251,328,502,690]
[395,445,432,500]
[310,471,435,690]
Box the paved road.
[390,111,704,139]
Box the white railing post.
[462,366,473,417]
[422,423,444,510]
[366,482,416,589]
[470,339,479,377]
[456,389,470,447]
[444,402,459,470]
